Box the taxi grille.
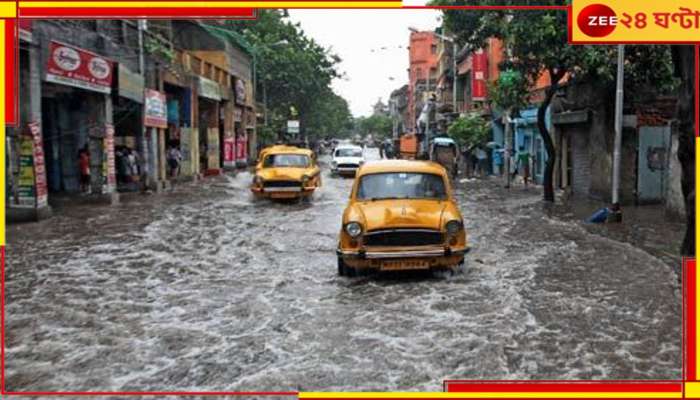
[337,163,359,168]
[263,180,300,188]
[363,229,443,247]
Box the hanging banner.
[235,79,247,105]
[28,122,48,207]
[46,41,113,94]
[103,124,116,193]
[144,89,167,128]
[118,64,144,103]
[471,49,488,101]
[236,133,248,164]
[223,137,235,168]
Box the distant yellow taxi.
[336,160,469,276]
[250,145,321,200]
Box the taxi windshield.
[263,154,310,168]
[335,148,362,158]
[357,172,447,201]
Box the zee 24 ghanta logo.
[577,3,700,38]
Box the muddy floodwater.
[6,149,682,392]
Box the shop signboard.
[118,64,144,103]
[471,49,488,101]
[287,120,300,134]
[144,89,167,128]
[199,77,221,101]
[17,137,35,207]
[46,41,113,94]
[103,124,116,193]
[28,122,48,207]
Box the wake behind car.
[337,160,469,276]
[331,144,364,176]
[250,145,321,200]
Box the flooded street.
[6,148,681,392]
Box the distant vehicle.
[251,145,321,201]
[331,144,364,176]
[429,137,459,180]
[336,159,469,277]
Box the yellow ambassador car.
[337,160,469,276]
[250,145,321,200]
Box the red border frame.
[2,2,698,397]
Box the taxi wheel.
[337,256,346,276]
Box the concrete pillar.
[561,133,569,188]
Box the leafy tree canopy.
[447,113,490,149]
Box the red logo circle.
[577,4,617,37]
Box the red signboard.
[28,122,48,208]
[471,49,488,101]
[236,133,248,163]
[223,137,235,167]
[46,41,113,94]
[144,89,167,128]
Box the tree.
[355,115,393,139]
[212,11,345,139]
[432,1,677,203]
[671,46,695,256]
[447,113,490,149]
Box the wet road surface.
[6,148,681,392]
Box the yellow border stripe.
[19,1,401,8]
[0,19,5,247]
[299,393,681,399]
[0,2,16,17]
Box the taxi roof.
[357,160,447,176]
[260,145,314,157]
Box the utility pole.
[452,41,458,114]
[610,44,625,222]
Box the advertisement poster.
[17,137,35,207]
[235,133,247,164]
[144,89,167,128]
[46,41,113,94]
[223,137,235,168]
[28,122,48,208]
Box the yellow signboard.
[570,0,700,43]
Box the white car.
[331,145,364,176]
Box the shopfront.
[41,41,116,196]
[197,76,222,175]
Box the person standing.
[493,148,504,176]
[78,147,91,194]
[167,145,182,178]
[516,146,531,186]
[475,146,488,177]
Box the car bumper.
[337,247,470,259]
[251,186,316,198]
[332,167,359,174]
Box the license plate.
[380,260,429,271]
[270,192,299,199]
[264,187,301,192]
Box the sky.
[287,9,442,117]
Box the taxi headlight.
[445,220,462,236]
[345,222,363,238]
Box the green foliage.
[447,113,490,148]
[207,11,348,139]
[144,35,175,63]
[488,68,528,113]
[354,114,393,139]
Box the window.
[431,44,437,54]
[263,154,310,168]
[357,173,447,201]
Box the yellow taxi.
[250,145,321,200]
[336,160,469,276]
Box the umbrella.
[486,141,502,149]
